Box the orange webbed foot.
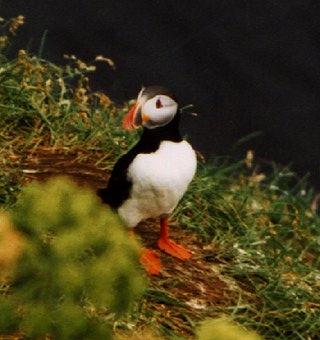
[139,248,161,275]
[157,238,192,260]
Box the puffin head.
[122,86,178,130]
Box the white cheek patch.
[142,95,178,128]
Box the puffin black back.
[97,112,183,209]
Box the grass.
[179,162,320,338]
[1,17,320,339]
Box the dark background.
[1,0,320,187]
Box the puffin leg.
[129,231,161,275]
[157,217,192,260]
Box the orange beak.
[122,102,139,130]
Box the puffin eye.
[156,98,163,109]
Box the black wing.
[97,128,166,208]
[97,148,138,209]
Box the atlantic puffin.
[97,86,197,275]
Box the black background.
[1,1,320,187]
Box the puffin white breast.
[118,140,197,227]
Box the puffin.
[97,86,197,275]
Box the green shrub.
[1,177,144,339]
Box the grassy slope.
[1,22,320,339]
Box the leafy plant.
[0,177,145,339]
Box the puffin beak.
[122,87,146,130]
[122,102,141,130]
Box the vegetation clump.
[1,177,144,339]
[0,15,138,169]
